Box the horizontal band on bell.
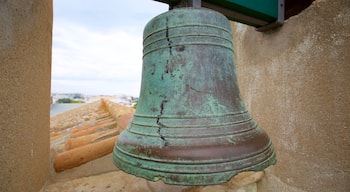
[143,23,232,41]
[143,41,234,58]
[134,110,248,119]
[130,112,251,129]
[144,30,232,48]
[114,140,275,167]
[143,34,233,52]
[127,121,257,138]
[144,32,233,47]
[130,117,253,129]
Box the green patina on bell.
[113,7,276,185]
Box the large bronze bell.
[113,7,276,185]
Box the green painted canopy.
[154,0,279,27]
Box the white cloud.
[51,0,168,96]
[52,22,143,96]
[53,21,142,79]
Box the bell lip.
[112,146,276,186]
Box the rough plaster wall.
[230,0,350,191]
[0,0,53,191]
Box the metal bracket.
[169,0,201,9]
[256,0,285,32]
[189,0,201,8]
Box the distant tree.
[56,98,85,104]
[132,98,138,109]
[73,93,84,99]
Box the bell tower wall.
[0,0,53,191]
[231,0,350,191]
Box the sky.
[51,0,168,97]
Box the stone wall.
[230,0,350,191]
[0,0,53,191]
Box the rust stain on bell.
[113,7,276,185]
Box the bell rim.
[112,145,276,185]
